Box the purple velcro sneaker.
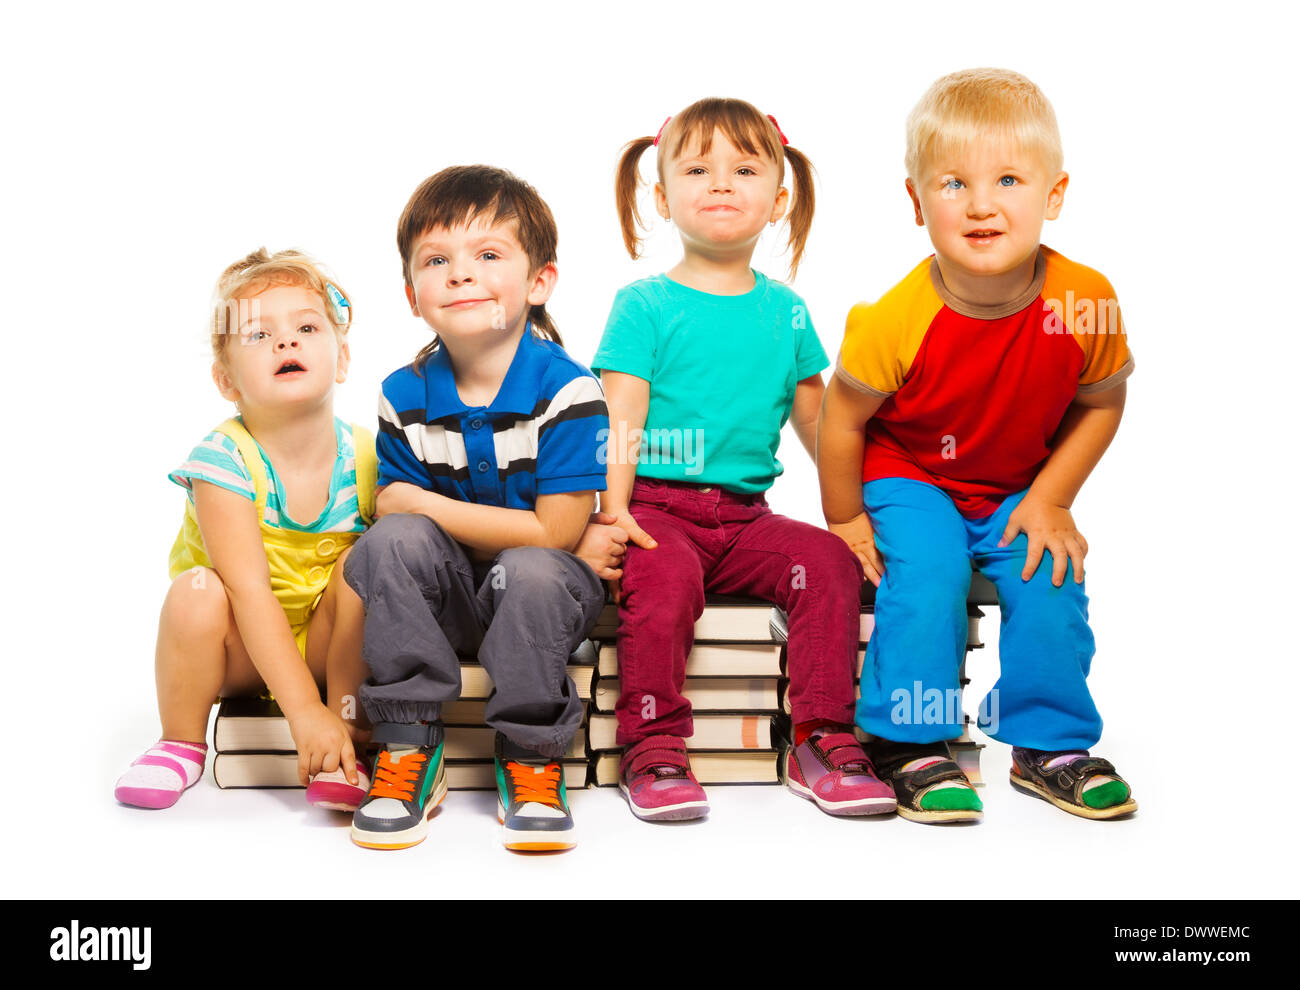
[618,735,710,822]
[786,729,897,816]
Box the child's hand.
[599,509,657,604]
[829,513,885,587]
[574,512,630,581]
[289,704,358,787]
[999,494,1087,586]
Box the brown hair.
[615,97,816,280]
[397,165,562,372]
[210,247,352,363]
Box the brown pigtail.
[615,136,657,259]
[781,145,816,281]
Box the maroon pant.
[615,478,864,745]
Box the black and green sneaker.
[494,733,577,852]
[351,723,447,850]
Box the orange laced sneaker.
[350,742,447,850]
[494,733,576,852]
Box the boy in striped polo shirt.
[343,166,609,852]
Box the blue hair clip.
[325,282,351,326]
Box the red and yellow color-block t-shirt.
[836,246,1134,519]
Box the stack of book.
[210,641,599,791]
[587,595,789,787]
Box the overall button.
[477,459,490,473]
[470,418,484,430]
[699,487,713,493]
[307,566,327,584]
[315,537,336,556]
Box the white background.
[2,1,1296,899]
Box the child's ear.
[1044,171,1070,221]
[653,182,670,222]
[527,262,558,307]
[905,178,925,226]
[335,338,351,384]
[404,282,420,316]
[212,361,240,403]
[769,186,789,225]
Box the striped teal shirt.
[169,418,367,534]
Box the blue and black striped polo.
[376,330,608,508]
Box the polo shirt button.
[477,459,490,472]
[470,418,483,430]
[307,566,326,584]
[316,538,336,556]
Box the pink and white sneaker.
[619,735,709,822]
[306,757,371,812]
[785,727,897,816]
[114,740,208,809]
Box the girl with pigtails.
[590,98,897,822]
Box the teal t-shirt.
[591,271,829,494]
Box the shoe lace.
[370,750,426,801]
[506,761,562,807]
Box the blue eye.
[944,178,964,191]
[999,175,1017,187]
[480,251,499,261]
[426,256,446,266]
[243,330,269,344]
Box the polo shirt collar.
[422,326,549,421]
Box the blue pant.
[856,478,1102,750]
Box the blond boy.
[819,68,1137,823]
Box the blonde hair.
[615,97,816,281]
[210,248,353,363]
[905,68,1063,181]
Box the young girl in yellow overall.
[114,249,377,812]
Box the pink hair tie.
[766,114,789,146]
[653,116,672,147]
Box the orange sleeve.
[1042,251,1134,393]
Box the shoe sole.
[785,777,897,816]
[1009,772,1138,820]
[350,767,449,850]
[619,782,709,822]
[784,752,897,816]
[307,779,369,813]
[896,803,984,824]
[496,802,578,852]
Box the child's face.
[213,283,349,412]
[405,217,555,342]
[907,136,1068,282]
[654,128,788,255]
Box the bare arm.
[790,373,825,463]
[193,482,354,783]
[1001,382,1127,585]
[193,482,328,719]
[598,371,650,518]
[376,484,595,555]
[1025,382,1126,509]
[817,373,888,584]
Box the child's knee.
[162,567,232,639]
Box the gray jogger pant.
[343,513,605,759]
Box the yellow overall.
[167,417,377,657]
